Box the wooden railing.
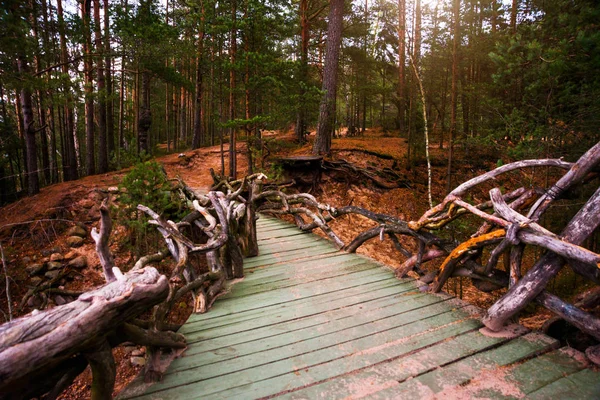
[1,142,599,399]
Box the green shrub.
[117,160,183,255]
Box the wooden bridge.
[121,216,600,399]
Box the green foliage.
[117,160,183,254]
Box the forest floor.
[0,128,585,398]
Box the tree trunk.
[447,0,460,192]
[312,0,344,155]
[94,0,108,173]
[295,0,309,143]
[138,70,151,154]
[29,0,51,186]
[82,0,95,176]
[57,0,78,181]
[229,0,237,178]
[396,0,406,134]
[17,56,40,196]
[510,0,518,34]
[192,1,206,150]
[0,268,169,400]
[104,0,115,160]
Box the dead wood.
[91,199,116,282]
[0,267,169,399]
[483,186,600,331]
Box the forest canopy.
[0,0,599,201]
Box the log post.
[0,267,169,399]
[483,186,600,331]
[84,340,116,400]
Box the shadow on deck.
[120,216,600,399]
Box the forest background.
[1,0,599,200]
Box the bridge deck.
[122,216,600,399]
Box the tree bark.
[229,0,237,178]
[192,0,206,149]
[313,0,344,155]
[104,0,115,160]
[447,0,460,192]
[56,0,78,181]
[16,56,40,196]
[0,268,169,399]
[483,186,600,331]
[295,0,309,143]
[82,0,95,175]
[396,0,406,134]
[138,70,151,154]
[94,0,108,173]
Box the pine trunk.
[94,0,108,173]
[312,0,344,155]
[82,0,95,176]
[17,56,40,196]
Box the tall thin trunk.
[57,0,78,180]
[82,0,95,175]
[94,0,108,172]
[17,56,40,195]
[41,0,59,183]
[511,0,518,34]
[447,0,460,192]
[0,83,13,202]
[104,0,115,160]
[244,0,253,174]
[295,0,309,143]
[397,0,406,133]
[118,0,128,166]
[229,0,237,179]
[192,0,206,149]
[491,0,497,34]
[29,1,51,185]
[138,70,151,154]
[313,0,344,155]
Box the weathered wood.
[84,340,116,400]
[483,186,600,331]
[0,267,168,399]
[123,219,600,400]
[535,291,600,342]
[91,199,116,282]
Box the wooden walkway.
[122,216,600,399]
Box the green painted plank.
[183,278,408,325]
[203,318,484,400]
[242,246,340,269]
[278,328,524,400]
[182,287,426,351]
[241,255,370,285]
[170,292,445,369]
[528,367,600,399]
[256,237,333,254]
[225,263,387,298]
[181,280,415,339]
[445,347,588,399]
[182,276,407,328]
[367,332,560,399]
[243,252,368,277]
[237,260,381,290]
[255,224,302,234]
[134,305,478,399]
[257,234,328,249]
[258,230,311,241]
[187,271,399,323]
[249,243,335,261]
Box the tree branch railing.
[0,173,267,399]
[245,141,600,365]
[2,142,599,399]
